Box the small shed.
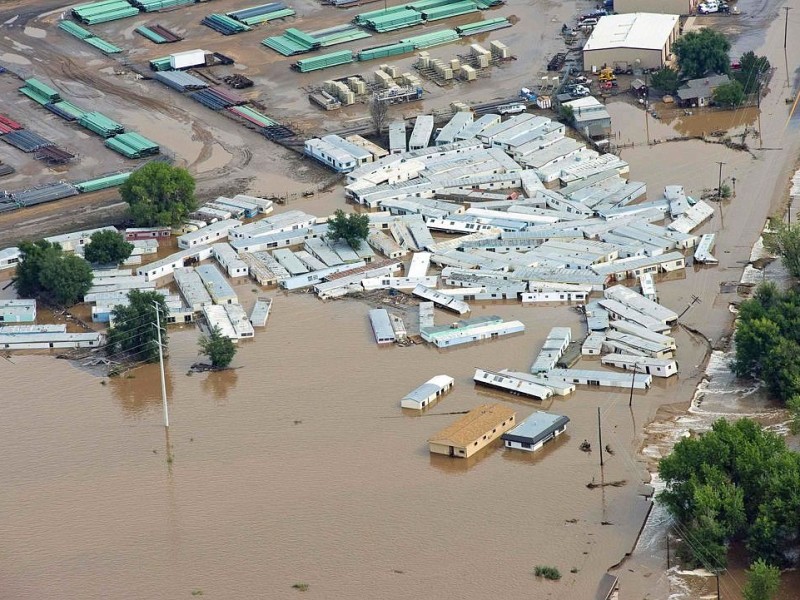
[400,374,454,409]
[676,74,731,108]
[502,411,570,452]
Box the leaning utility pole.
[716,161,726,228]
[597,407,604,467]
[785,6,792,49]
[153,301,170,429]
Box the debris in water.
[293,420,303,425]
[605,444,615,455]
[579,439,592,452]
[586,480,627,489]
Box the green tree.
[558,104,575,124]
[198,326,237,368]
[763,218,800,278]
[659,418,800,570]
[673,28,731,79]
[743,559,780,600]
[713,81,745,108]
[120,162,197,227]
[734,51,771,94]
[15,240,93,306]
[107,290,168,363]
[84,230,134,265]
[650,67,680,94]
[326,209,370,250]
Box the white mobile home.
[400,374,454,409]
[0,331,103,350]
[601,354,678,378]
[409,115,435,150]
[0,299,36,323]
[173,268,213,312]
[388,121,407,154]
[540,368,652,389]
[0,247,21,271]
[473,368,553,400]
[369,308,396,344]
[196,264,238,305]
[177,219,242,250]
[46,227,117,253]
[212,243,249,278]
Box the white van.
[498,103,526,115]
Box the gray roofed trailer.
[603,284,678,326]
[419,301,435,330]
[541,368,652,389]
[502,411,570,452]
[435,111,473,145]
[230,225,328,254]
[601,354,678,378]
[388,121,407,154]
[196,264,238,305]
[173,267,213,312]
[369,308,396,344]
[294,250,327,271]
[400,374,454,409]
[272,249,309,276]
[597,298,672,334]
[409,115,434,150]
[412,284,470,314]
[0,331,103,350]
[456,114,501,141]
[280,261,366,290]
[329,239,361,263]
[305,237,344,266]
[250,298,272,327]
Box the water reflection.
[108,362,175,418]
[199,368,239,403]
[428,440,502,474]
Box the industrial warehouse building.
[582,13,680,71]
[428,403,516,458]
[613,0,697,14]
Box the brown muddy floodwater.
[1,283,708,600]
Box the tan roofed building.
[428,403,516,458]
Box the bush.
[120,162,197,227]
[534,565,561,580]
[84,230,133,265]
[713,80,745,108]
[15,240,93,306]
[291,583,309,592]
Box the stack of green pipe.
[83,36,123,54]
[455,17,512,35]
[131,0,195,11]
[399,28,459,49]
[357,41,414,61]
[421,1,478,22]
[135,25,167,43]
[149,56,172,71]
[72,0,139,24]
[58,20,93,39]
[52,101,86,120]
[75,172,132,192]
[239,8,295,25]
[104,133,159,158]
[79,111,125,137]
[294,50,354,72]
[19,78,61,105]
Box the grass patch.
[190,590,204,596]
[292,583,309,592]
[534,565,561,580]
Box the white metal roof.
[583,13,679,52]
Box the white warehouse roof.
[583,13,679,52]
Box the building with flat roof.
[428,403,516,458]
[0,247,22,271]
[582,13,680,71]
[562,96,612,139]
[400,374,454,410]
[502,411,570,453]
[613,0,697,15]
[196,264,238,305]
[368,308,395,344]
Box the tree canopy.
[106,290,169,364]
[15,240,93,306]
[84,230,134,265]
[327,209,370,250]
[120,162,197,227]
[198,326,237,368]
[763,218,800,278]
[733,283,800,400]
[734,51,771,94]
[673,28,731,79]
[659,418,800,569]
[650,67,680,94]
[713,80,745,108]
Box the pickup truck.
[498,103,526,115]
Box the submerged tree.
[84,230,134,265]
[107,290,169,363]
[198,326,237,368]
[763,218,800,278]
[743,559,780,600]
[15,240,93,306]
[713,80,745,108]
[326,209,370,250]
[120,162,197,227]
[734,51,771,94]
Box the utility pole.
[785,6,792,49]
[716,570,721,600]
[628,363,639,408]
[597,407,604,467]
[644,71,650,145]
[716,161,726,228]
[154,301,170,429]
[666,530,671,569]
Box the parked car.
[699,1,719,13]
